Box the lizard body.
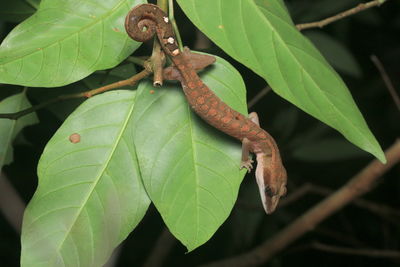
[125,4,287,214]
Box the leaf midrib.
[51,94,136,264]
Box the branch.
[0,172,26,234]
[310,242,400,259]
[0,69,151,120]
[237,182,400,222]
[296,0,388,31]
[370,55,400,112]
[247,86,271,109]
[201,140,400,267]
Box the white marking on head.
[167,37,175,44]
[163,17,169,23]
[172,49,180,56]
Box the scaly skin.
[125,4,287,214]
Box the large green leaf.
[21,90,150,267]
[176,0,385,163]
[0,91,38,169]
[132,54,247,251]
[0,0,145,87]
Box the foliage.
[1,0,397,266]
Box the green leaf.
[0,0,145,87]
[21,90,150,267]
[305,31,361,78]
[176,0,385,163]
[132,53,247,251]
[0,91,38,169]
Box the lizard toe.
[240,159,254,173]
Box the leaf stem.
[157,0,168,12]
[126,56,147,66]
[0,70,151,120]
[370,55,400,113]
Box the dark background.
[1,0,399,266]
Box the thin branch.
[150,41,166,87]
[0,172,26,234]
[247,86,272,109]
[237,182,400,222]
[310,241,400,259]
[296,0,388,31]
[0,69,151,120]
[370,55,400,112]
[313,227,367,248]
[126,56,147,66]
[201,140,400,267]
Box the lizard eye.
[264,186,275,197]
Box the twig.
[296,0,388,31]
[313,227,366,247]
[126,56,147,66]
[151,41,166,87]
[247,86,272,109]
[0,69,151,120]
[0,172,26,234]
[310,241,400,259]
[142,228,176,267]
[308,183,400,221]
[237,182,400,222]
[370,55,400,112]
[201,140,400,267]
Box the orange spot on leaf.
[69,133,81,144]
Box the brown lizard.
[125,4,287,214]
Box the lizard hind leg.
[240,137,254,172]
[248,112,260,126]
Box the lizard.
[125,4,287,214]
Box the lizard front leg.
[163,47,216,81]
[240,112,263,172]
[240,137,254,172]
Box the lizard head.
[255,153,287,214]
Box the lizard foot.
[240,159,254,173]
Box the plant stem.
[296,0,388,30]
[0,70,151,120]
[169,0,183,51]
